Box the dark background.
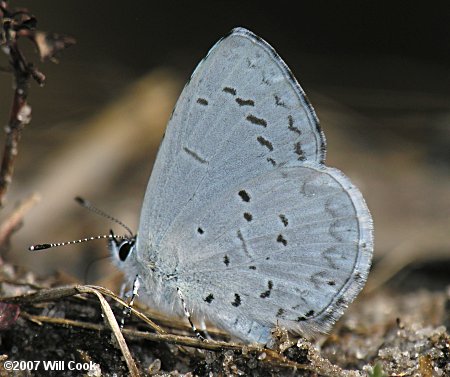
[1,1,449,290]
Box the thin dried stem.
[88,287,140,377]
[0,1,75,206]
[0,192,40,248]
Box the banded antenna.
[74,197,133,236]
[29,197,133,251]
[29,233,123,251]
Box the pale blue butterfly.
[109,27,373,343]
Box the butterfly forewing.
[138,28,325,251]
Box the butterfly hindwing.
[162,164,372,342]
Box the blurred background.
[1,1,449,292]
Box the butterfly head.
[108,229,137,265]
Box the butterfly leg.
[199,318,212,340]
[176,287,205,341]
[120,274,140,329]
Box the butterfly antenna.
[29,233,124,251]
[75,196,134,237]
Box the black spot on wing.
[288,115,302,135]
[236,98,255,106]
[223,87,237,95]
[246,114,267,127]
[183,147,208,164]
[197,227,204,234]
[197,98,208,106]
[274,95,287,108]
[237,229,250,258]
[238,190,250,202]
[232,293,241,307]
[277,234,287,246]
[204,294,214,303]
[267,157,276,166]
[256,136,274,151]
[243,212,253,222]
[294,142,306,161]
[279,214,288,227]
[249,265,256,270]
[260,280,273,298]
[224,255,230,267]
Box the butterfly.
[109,27,373,343]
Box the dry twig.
[0,192,40,250]
[0,1,75,206]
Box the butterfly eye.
[118,240,134,261]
